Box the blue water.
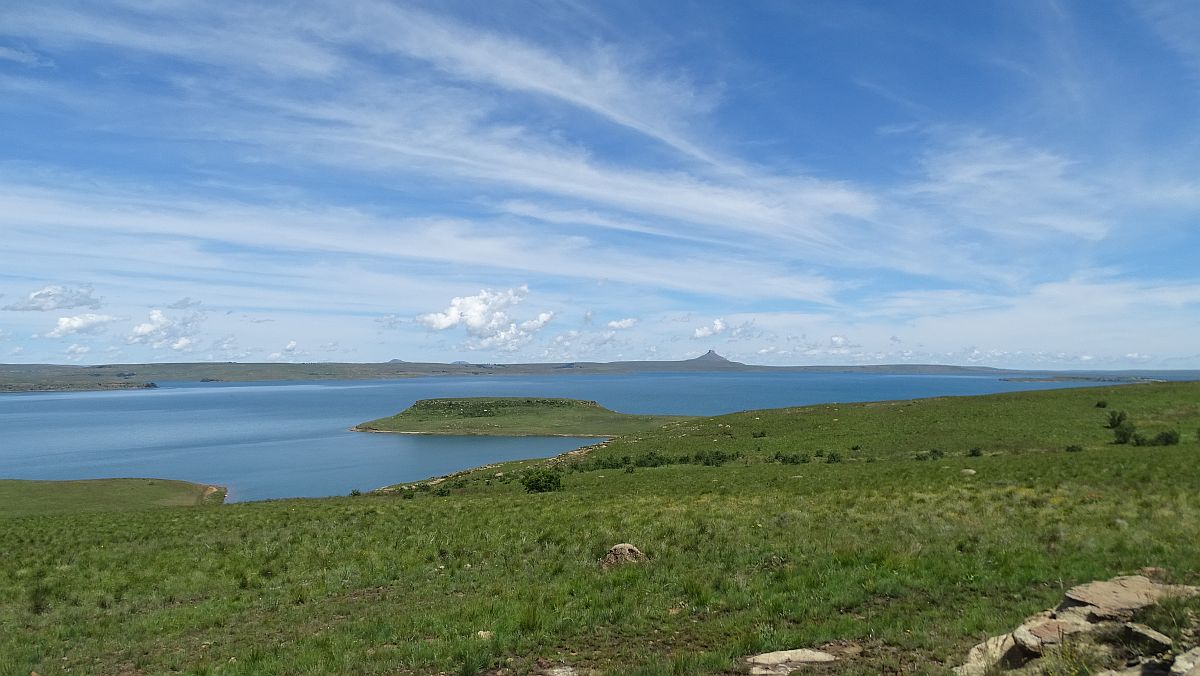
[0,372,1106,502]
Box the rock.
[542,668,578,676]
[476,630,493,640]
[1012,611,1095,655]
[961,469,977,476]
[1060,576,1179,621]
[1122,623,1173,653]
[600,543,647,569]
[1171,647,1200,675]
[953,634,1028,676]
[745,648,837,675]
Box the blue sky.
[1,0,1198,368]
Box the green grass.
[355,397,685,436]
[2,382,1199,674]
[0,478,224,518]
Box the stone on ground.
[954,634,1027,676]
[1171,647,1200,675]
[599,543,647,569]
[745,648,836,675]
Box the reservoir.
[1,372,1107,501]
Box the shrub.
[348,488,362,497]
[433,486,451,497]
[751,430,767,438]
[1113,421,1137,444]
[1155,430,1181,446]
[1133,430,1181,447]
[928,448,945,460]
[692,449,742,466]
[850,444,862,451]
[1106,410,1128,429]
[1065,445,1083,453]
[1095,400,1108,408]
[520,469,562,493]
[825,451,843,464]
[772,450,810,465]
[634,450,673,468]
[401,491,415,500]
[968,447,983,457]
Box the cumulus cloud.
[4,285,102,311]
[268,340,301,361]
[46,313,119,338]
[692,318,726,339]
[127,309,202,351]
[606,317,638,329]
[418,286,554,351]
[65,343,90,361]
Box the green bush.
[348,488,362,497]
[1113,421,1137,444]
[1107,410,1128,429]
[825,451,843,464]
[1133,430,1181,447]
[520,469,562,493]
[1095,400,1108,408]
[1157,430,1181,446]
[1065,445,1083,453]
[772,450,810,465]
[968,447,983,457]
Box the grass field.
[355,397,685,436]
[2,383,1198,674]
[0,478,224,518]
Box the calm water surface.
[1,372,1101,501]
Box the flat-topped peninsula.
[354,397,686,436]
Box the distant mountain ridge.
[2,353,1193,393]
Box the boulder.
[600,543,647,569]
[1012,611,1096,655]
[954,633,1028,676]
[1171,647,1200,675]
[961,469,977,476]
[1059,576,1193,621]
[1121,622,1173,654]
[745,648,837,675]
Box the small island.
[354,396,686,436]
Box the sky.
[1,0,1198,369]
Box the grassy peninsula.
[2,383,1199,674]
[0,478,224,518]
[355,397,685,436]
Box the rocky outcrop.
[599,543,647,569]
[744,648,837,675]
[955,575,1199,676]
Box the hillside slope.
[2,382,1198,674]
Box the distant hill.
[1,355,1192,393]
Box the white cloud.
[127,309,201,351]
[283,340,297,353]
[46,313,118,338]
[692,318,726,339]
[65,343,89,361]
[418,286,554,351]
[606,318,637,329]
[4,285,102,311]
